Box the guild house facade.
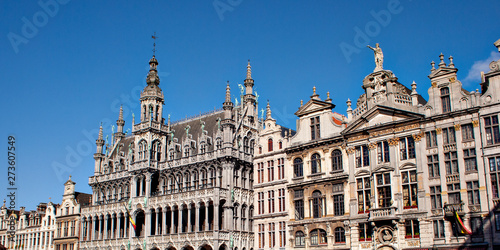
[79,37,500,250]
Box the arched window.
[312,190,323,218]
[268,138,273,152]
[138,140,147,160]
[192,171,199,190]
[279,141,283,149]
[151,141,161,161]
[259,147,262,154]
[310,229,327,245]
[441,87,451,113]
[295,231,305,246]
[293,158,303,178]
[335,227,346,243]
[201,169,207,188]
[331,150,342,171]
[311,153,321,174]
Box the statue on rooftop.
[367,43,383,72]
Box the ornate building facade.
[282,39,500,250]
[80,57,258,250]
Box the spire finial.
[152,32,158,56]
[246,60,252,80]
[438,53,446,67]
[313,86,316,95]
[98,123,103,140]
[300,100,303,106]
[266,100,272,119]
[225,81,231,103]
[346,98,352,110]
[448,55,455,68]
[431,61,435,71]
[118,105,124,121]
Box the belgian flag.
[123,204,137,231]
[455,211,472,235]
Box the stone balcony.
[369,207,397,221]
[443,143,457,152]
[443,202,464,216]
[445,173,460,183]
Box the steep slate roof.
[170,110,225,142]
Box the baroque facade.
[80,57,258,250]
[276,39,500,250]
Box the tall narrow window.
[485,116,500,145]
[402,170,418,208]
[426,131,438,148]
[295,231,305,247]
[294,190,304,220]
[470,217,483,236]
[278,188,285,212]
[377,141,390,163]
[331,150,343,171]
[467,181,480,205]
[268,138,273,152]
[490,157,500,198]
[258,192,265,214]
[447,183,461,204]
[268,223,275,248]
[430,186,442,209]
[311,153,321,174]
[441,87,451,113]
[433,220,445,238]
[334,227,345,243]
[258,224,265,248]
[445,151,459,175]
[312,191,323,218]
[310,116,320,140]
[279,222,286,247]
[356,145,370,167]
[332,183,344,216]
[428,154,440,178]
[267,160,274,182]
[357,177,371,213]
[293,158,303,178]
[277,158,285,180]
[462,124,475,141]
[268,191,275,213]
[443,127,456,144]
[405,220,420,238]
[400,136,415,160]
[377,173,392,208]
[359,223,373,242]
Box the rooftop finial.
[448,55,455,68]
[313,86,316,95]
[225,81,231,103]
[431,61,435,71]
[266,100,272,120]
[152,32,158,56]
[300,100,303,106]
[246,60,252,80]
[118,105,124,121]
[438,53,446,67]
[326,91,332,102]
[98,123,103,140]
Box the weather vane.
[152,32,158,56]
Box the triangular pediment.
[428,66,458,79]
[344,105,423,134]
[372,165,395,173]
[294,99,335,117]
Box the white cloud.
[463,51,500,85]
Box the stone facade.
[80,58,258,250]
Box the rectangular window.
[357,177,371,213]
[258,224,265,248]
[426,131,438,148]
[333,194,344,216]
[278,188,285,212]
[377,141,390,163]
[277,158,285,180]
[470,217,483,235]
[400,136,416,160]
[405,220,420,238]
[467,181,480,205]
[464,148,477,172]
[428,154,440,178]
[258,192,265,214]
[267,160,274,182]
[495,213,500,231]
[402,170,418,208]
[359,223,373,241]
[356,145,370,167]
[485,115,500,145]
[490,157,500,198]
[430,186,442,209]
[310,116,320,140]
[447,183,461,204]
[441,87,451,113]
[443,127,456,145]
[377,173,392,208]
[268,223,275,247]
[257,163,264,184]
[294,189,304,220]
[433,220,445,238]
[268,190,275,213]
[279,222,286,247]
[445,151,459,175]
[462,123,475,141]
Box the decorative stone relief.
[412,132,424,142]
[435,128,442,134]
[454,124,461,131]
[472,120,479,127]
[388,138,399,146]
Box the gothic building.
[80,57,259,250]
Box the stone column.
[155,210,160,235]
[178,207,183,233]
[205,205,209,231]
[189,206,194,232]
[98,216,102,240]
[195,203,200,232]
[146,173,152,196]
[145,210,151,236]
[112,215,116,239]
[104,216,109,239]
[80,218,85,240]
[117,214,122,238]
[91,217,95,240]
[170,209,174,234]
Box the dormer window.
[441,87,451,113]
[310,116,320,140]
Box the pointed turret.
[94,124,105,174]
[244,60,254,95]
[265,100,274,120]
[96,124,104,154]
[116,105,125,140]
[223,82,234,120]
[140,55,164,122]
[243,60,257,120]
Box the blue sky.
[1,1,499,210]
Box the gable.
[344,105,423,134]
[294,99,335,117]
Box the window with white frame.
[402,170,418,208]
[485,115,500,145]
[377,141,390,163]
[376,173,391,208]
[399,136,415,160]
[356,145,370,167]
